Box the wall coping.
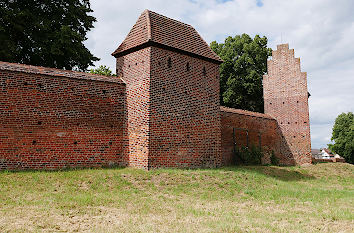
[220,106,275,120]
[0,61,125,84]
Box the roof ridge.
[145,10,152,41]
[146,9,193,28]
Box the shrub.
[270,150,279,165]
[234,145,264,165]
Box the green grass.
[0,163,353,232]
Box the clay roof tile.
[112,10,222,63]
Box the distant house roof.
[311,149,321,155]
[323,148,334,156]
[112,10,223,64]
[0,61,125,84]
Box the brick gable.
[263,44,312,165]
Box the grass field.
[0,163,353,232]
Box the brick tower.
[112,10,222,169]
[263,44,311,165]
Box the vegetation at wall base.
[234,145,263,165]
[0,0,99,71]
[0,163,353,232]
[328,112,354,164]
[270,150,279,165]
[210,34,272,113]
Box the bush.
[270,150,279,165]
[234,145,264,165]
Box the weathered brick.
[0,62,128,170]
[0,11,311,170]
[263,44,312,165]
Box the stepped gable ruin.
[263,44,312,164]
[0,10,311,170]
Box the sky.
[85,0,354,149]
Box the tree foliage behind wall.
[0,0,99,71]
[210,34,272,113]
[328,112,354,164]
[90,65,114,76]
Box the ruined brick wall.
[148,47,221,168]
[263,44,311,165]
[0,62,128,170]
[221,107,284,165]
[116,47,151,169]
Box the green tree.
[210,34,272,112]
[0,0,99,71]
[328,112,354,164]
[90,65,114,76]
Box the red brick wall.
[149,47,221,168]
[116,46,221,169]
[221,107,284,165]
[0,68,128,170]
[116,47,151,169]
[263,44,311,165]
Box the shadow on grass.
[1,165,316,182]
[221,165,316,182]
[0,165,127,174]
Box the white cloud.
[85,0,354,149]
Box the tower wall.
[263,44,311,165]
[116,47,151,169]
[149,47,221,168]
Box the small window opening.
[186,62,190,71]
[73,141,78,145]
[158,61,161,66]
[109,141,113,145]
[24,82,28,86]
[288,122,290,124]
[135,62,137,66]
[38,83,43,88]
[297,101,299,103]
[270,103,272,105]
[32,140,37,145]
[293,136,296,138]
[304,121,307,124]
[37,121,42,125]
[128,65,130,68]
[295,122,297,124]
[283,102,285,104]
[168,57,172,68]
[102,90,107,94]
[203,66,206,76]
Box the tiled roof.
[112,10,222,63]
[220,106,275,120]
[0,61,125,84]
